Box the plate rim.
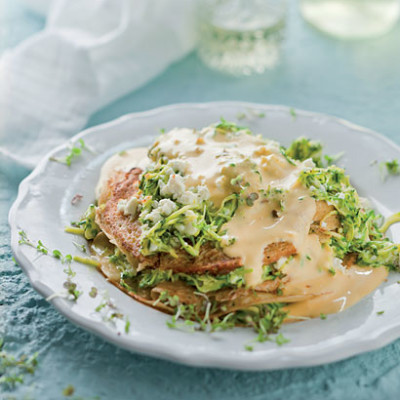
[8,101,400,370]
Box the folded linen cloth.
[0,0,197,168]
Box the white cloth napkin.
[0,0,197,169]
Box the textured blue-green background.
[2,1,400,399]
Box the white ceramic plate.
[9,102,400,370]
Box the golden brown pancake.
[92,169,387,326]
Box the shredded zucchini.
[300,166,399,269]
[135,267,247,293]
[138,160,239,258]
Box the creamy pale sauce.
[96,127,388,319]
[224,180,315,286]
[152,127,274,206]
[285,265,388,318]
[96,147,149,198]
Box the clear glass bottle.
[300,0,400,39]
[197,0,286,76]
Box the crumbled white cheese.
[158,199,177,216]
[177,185,210,206]
[179,191,198,206]
[302,159,315,168]
[145,209,163,224]
[220,234,235,247]
[169,159,189,174]
[184,210,197,224]
[163,167,174,176]
[149,242,159,252]
[176,210,199,236]
[117,199,127,213]
[276,256,288,269]
[160,174,186,199]
[215,175,226,190]
[337,192,345,200]
[332,257,346,273]
[117,197,139,218]
[142,199,177,224]
[321,221,327,229]
[196,185,210,202]
[176,222,199,236]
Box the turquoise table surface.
[2,1,400,399]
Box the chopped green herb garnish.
[244,345,254,351]
[275,333,290,346]
[214,118,251,135]
[63,384,75,396]
[261,186,287,213]
[18,230,35,248]
[280,146,296,166]
[62,385,100,399]
[377,310,385,315]
[236,110,266,120]
[52,249,63,259]
[89,287,98,298]
[289,107,297,119]
[230,175,243,186]
[328,267,336,276]
[72,241,87,253]
[125,319,131,333]
[245,192,259,207]
[95,302,107,313]
[0,338,38,390]
[159,292,288,344]
[380,159,400,178]
[324,152,344,166]
[19,231,73,264]
[49,139,91,166]
[37,240,49,254]
[63,281,81,301]
[63,264,76,278]
[18,231,83,303]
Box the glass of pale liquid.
[300,0,400,39]
[197,0,286,76]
